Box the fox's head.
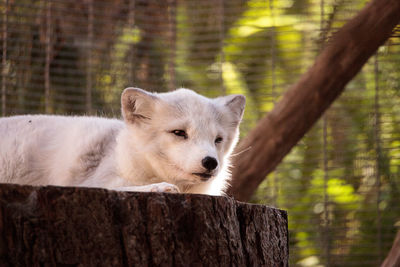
[120,87,245,194]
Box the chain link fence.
[1,0,399,266]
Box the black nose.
[202,156,218,171]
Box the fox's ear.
[121,87,157,124]
[218,94,246,123]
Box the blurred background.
[1,0,399,266]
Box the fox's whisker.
[231,146,252,157]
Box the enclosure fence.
[1,0,400,266]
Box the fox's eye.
[215,137,223,144]
[171,130,188,139]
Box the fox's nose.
[202,156,218,171]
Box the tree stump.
[0,184,288,266]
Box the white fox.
[0,88,245,195]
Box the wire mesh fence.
[1,0,399,266]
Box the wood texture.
[229,0,400,201]
[0,184,288,266]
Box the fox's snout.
[202,156,218,172]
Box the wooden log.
[0,184,288,266]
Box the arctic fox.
[0,88,245,195]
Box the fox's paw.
[112,183,180,193]
[150,182,180,193]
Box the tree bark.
[381,230,400,267]
[0,184,288,266]
[229,0,400,201]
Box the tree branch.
[229,0,400,201]
[381,230,400,267]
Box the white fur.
[0,88,245,195]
